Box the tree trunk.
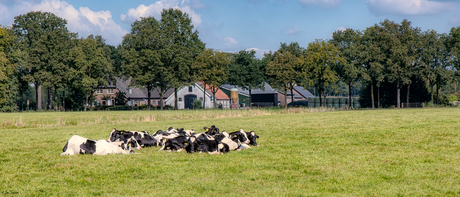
[36,83,42,111]
[54,86,58,111]
[406,84,410,106]
[213,92,217,109]
[249,89,252,108]
[174,87,178,110]
[290,84,294,108]
[203,83,206,109]
[318,88,322,107]
[323,90,327,108]
[284,86,287,110]
[377,86,380,108]
[348,82,352,108]
[84,95,88,111]
[397,81,400,108]
[47,87,52,110]
[147,84,151,110]
[62,89,65,112]
[431,85,434,104]
[160,91,164,110]
[436,84,439,105]
[371,83,375,110]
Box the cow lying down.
[61,135,140,156]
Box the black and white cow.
[159,135,190,152]
[245,131,259,146]
[213,132,241,153]
[228,129,250,144]
[185,133,225,154]
[204,125,220,136]
[108,128,157,147]
[61,135,140,156]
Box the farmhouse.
[93,78,231,109]
[221,83,314,107]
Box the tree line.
[1,9,460,112]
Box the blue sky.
[1,0,460,58]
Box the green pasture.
[1,108,460,196]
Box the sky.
[1,0,460,59]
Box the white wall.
[166,84,214,109]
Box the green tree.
[298,39,343,107]
[228,50,265,107]
[379,19,420,108]
[121,16,163,110]
[193,48,231,109]
[360,25,385,109]
[158,8,205,110]
[13,11,71,111]
[0,26,19,111]
[266,51,298,109]
[420,30,449,104]
[69,35,113,111]
[332,28,363,108]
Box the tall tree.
[277,42,305,106]
[121,16,163,110]
[360,25,385,109]
[0,26,19,111]
[419,30,448,104]
[69,35,113,111]
[228,50,265,107]
[193,48,231,109]
[13,11,70,111]
[379,19,420,108]
[332,28,363,108]
[158,8,205,110]
[298,39,343,107]
[266,51,298,109]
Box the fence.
[308,97,361,109]
[401,102,424,108]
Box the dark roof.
[220,84,249,96]
[142,87,174,99]
[220,83,277,95]
[293,86,314,98]
[116,77,146,99]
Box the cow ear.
[234,135,237,138]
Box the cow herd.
[60,125,259,156]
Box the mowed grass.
[1,108,460,196]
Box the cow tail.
[62,141,69,152]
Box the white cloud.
[0,0,127,45]
[120,0,202,27]
[298,0,342,8]
[284,27,300,35]
[366,0,456,15]
[245,47,273,59]
[336,26,346,31]
[224,37,239,48]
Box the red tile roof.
[199,82,230,100]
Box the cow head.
[109,128,134,142]
[246,131,259,146]
[230,130,250,144]
[119,137,141,151]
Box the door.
[184,95,197,109]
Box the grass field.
[1,108,460,196]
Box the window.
[189,86,193,92]
[179,97,182,102]
[107,99,112,106]
[96,89,103,94]
[96,100,100,106]
[107,89,114,94]
[129,88,132,94]
[158,101,161,106]
[199,97,203,101]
